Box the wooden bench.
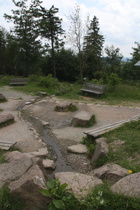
[84,114,140,139]
[10,78,27,86]
[81,83,105,95]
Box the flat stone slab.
[111,172,140,198]
[67,144,87,154]
[71,111,94,127]
[0,113,14,125]
[55,172,103,198]
[55,102,72,112]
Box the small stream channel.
[19,103,74,173]
[43,129,74,173]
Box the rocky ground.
[0,86,140,175]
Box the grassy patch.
[93,120,140,172]
[0,186,25,210]
[83,184,140,210]
[0,108,3,112]
[0,149,6,164]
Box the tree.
[131,42,140,64]
[104,45,123,74]
[39,5,65,78]
[4,0,42,76]
[0,27,7,74]
[67,4,88,81]
[84,16,104,78]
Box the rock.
[93,163,129,184]
[111,172,140,198]
[4,151,39,165]
[0,157,33,188]
[30,148,48,157]
[55,102,72,112]
[71,111,94,127]
[0,93,7,101]
[42,159,56,169]
[0,113,14,127]
[91,138,108,165]
[9,165,49,209]
[55,172,103,198]
[25,101,32,105]
[37,91,47,97]
[41,120,50,127]
[67,144,87,154]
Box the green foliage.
[40,74,59,88]
[84,184,140,210]
[108,73,121,86]
[0,186,25,210]
[81,137,95,157]
[0,75,11,86]
[40,179,78,210]
[91,78,104,84]
[0,149,6,164]
[94,120,140,172]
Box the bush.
[108,73,121,86]
[40,74,59,88]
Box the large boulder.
[71,111,95,127]
[55,172,103,198]
[93,163,129,184]
[111,172,140,198]
[91,138,108,165]
[55,102,72,112]
[0,157,33,188]
[67,144,87,154]
[9,165,49,209]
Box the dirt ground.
[0,86,140,174]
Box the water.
[43,129,74,173]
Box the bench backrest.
[10,78,27,83]
[84,83,105,91]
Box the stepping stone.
[71,111,94,127]
[55,102,72,112]
[0,113,14,128]
[42,159,56,169]
[0,93,7,102]
[67,144,87,154]
[55,172,103,198]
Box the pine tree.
[4,0,42,76]
[39,5,65,78]
[84,16,104,78]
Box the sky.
[0,0,140,58]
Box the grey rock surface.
[111,172,140,198]
[9,165,48,209]
[0,157,33,188]
[71,111,94,127]
[93,163,129,184]
[55,171,103,198]
[67,144,87,154]
[91,138,108,165]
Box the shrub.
[108,73,121,86]
[40,74,59,88]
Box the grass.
[0,186,25,210]
[93,120,140,172]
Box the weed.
[40,179,79,210]
[0,186,25,210]
[81,137,95,157]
